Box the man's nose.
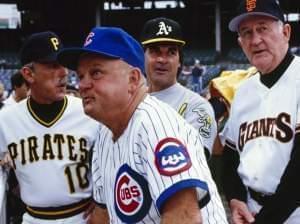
[250,30,263,45]
[156,54,167,63]
[58,66,68,76]
[79,76,93,91]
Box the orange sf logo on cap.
[246,0,256,12]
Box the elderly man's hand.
[230,199,255,224]
[0,153,13,168]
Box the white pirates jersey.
[222,56,300,197]
[2,93,17,107]
[92,95,227,224]
[150,83,217,155]
[0,95,99,208]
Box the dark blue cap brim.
[58,47,121,71]
[229,12,280,32]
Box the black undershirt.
[29,97,65,123]
[259,50,294,88]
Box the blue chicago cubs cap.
[58,27,145,74]
[229,0,285,32]
[20,31,63,66]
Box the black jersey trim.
[225,139,236,150]
[26,197,91,220]
[27,96,68,128]
[295,124,300,133]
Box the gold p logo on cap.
[50,37,59,51]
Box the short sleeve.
[138,117,212,213]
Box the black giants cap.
[20,31,63,65]
[229,0,285,32]
[140,17,185,46]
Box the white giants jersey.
[150,83,217,155]
[223,56,300,195]
[92,95,227,224]
[0,96,99,208]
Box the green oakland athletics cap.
[140,17,185,46]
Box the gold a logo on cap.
[246,0,256,12]
[156,21,172,36]
[50,37,59,51]
[84,32,95,46]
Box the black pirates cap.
[20,31,64,65]
[229,0,285,32]
[140,17,185,46]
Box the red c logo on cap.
[84,32,95,46]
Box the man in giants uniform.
[58,26,228,223]
[140,17,217,159]
[0,31,99,224]
[222,0,300,223]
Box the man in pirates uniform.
[0,31,99,224]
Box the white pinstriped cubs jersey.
[150,83,217,155]
[222,56,300,218]
[0,95,99,207]
[92,95,227,224]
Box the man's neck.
[14,94,22,103]
[148,82,177,93]
[110,85,148,141]
[260,50,294,88]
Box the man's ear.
[21,67,34,84]
[282,23,291,43]
[128,68,142,92]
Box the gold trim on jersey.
[178,103,188,116]
[27,97,68,127]
[26,197,91,219]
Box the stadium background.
[0,1,299,222]
[0,0,300,92]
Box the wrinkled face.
[23,62,68,104]
[238,16,290,74]
[77,54,133,122]
[145,44,181,92]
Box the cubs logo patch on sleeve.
[155,137,192,176]
[114,164,151,223]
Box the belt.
[248,187,271,206]
[26,197,91,220]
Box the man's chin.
[83,106,96,118]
